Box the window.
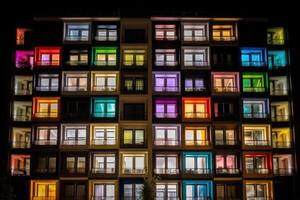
[184,127,209,146]
[16,28,31,45]
[31,181,57,199]
[63,183,86,200]
[183,152,212,174]
[62,125,87,145]
[212,48,234,66]
[121,152,147,174]
[122,103,146,120]
[123,49,146,67]
[123,129,145,145]
[270,76,289,96]
[242,73,268,93]
[34,126,57,145]
[35,155,56,173]
[245,182,272,200]
[272,128,291,148]
[271,102,290,122]
[154,99,178,119]
[91,97,117,118]
[215,129,237,145]
[212,72,239,93]
[67,49,88,65]
[91,73,117,92]
[182,47,210,67]
[273,154,293,175]
[14,75,32,95]
[64,22,90,41]
[214,102,234,118]
[153,72,180,92]
[32,97,59,119]
[63,72,88,92]
[15,50,33,68]
[36,74,59,92]
[91,125,117,145]
[12,101,31,121]
[124,28,147,43]
[95,25,117,41]
[93,47,117,66]
[244,153,271,174]
[243,125,271,146]
[155,154,179,174]
[11,127,31,149]
[184,77,206,92]
[182,23,209,41]
[153,125,180,146]
[123,75,145,93]
[212,25,237,41]
[243,99,269,119]
[155,49,177,66]
[216,154,239,174]
[91,153,116,174]
[155,183,178,200]
[183,98,211,119]
[183,181,213,200]
[267,27,285,45]
[10,154,30,176]
[155,24,177,40]
[65,156,86,174]
[34,47,61,66]
[124,183,143,200]
[241,48,267,67]
[92,182,115,200]
[268,50,287,69]
[216,183,240,200]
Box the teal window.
[91,98,117,118]
[268,50,287,69]
[241,48,267,67]
[243,99,269,119]
[182,152,212,174]
[182,181,213,200]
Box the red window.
[34,47,61,67]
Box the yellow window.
[136,55,144,66]
[124,130,133,144]
[124,54,134,66]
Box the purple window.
[16,50,34,68]
[153,72,180,92]
[155,99,178,118]
[185,78,205,92]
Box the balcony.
[216,168,240,174]
[11,169,29,176]
[215,139,238,146]
[270,89,288,96]
[213,36,237,41]
[13,114,31,121]
[15,88,32,95]
[63,86,87,92]
[91,168,115,174]
[64,35,89,42]
[33,139,57,146]
[213,86,239,93]
[154,197,180,200]
[34,112,58,118]
[185,86,206,92]
[272,141,291,148]
[183,168,211,175]
[154,86,180,93]
[154,168,179,175]
[243,87,266,93]
[154,112,178,118]
[184,112,209,119]
[121,112,148,121]
[271,115,289,122]
[122,168,146,174]
[244,140,271,146]
[245,168,270,175]
[92,85,117,92]
[32,197,57,200]
[62,196,86,200]
[35,86,58,92]
[154,139,180,146]
[12,141,30,149]
[183,61,209,67]
[155,61,178,67]
[91,139,115,145]
[62,139,86,145]
[185,140,210,146]
[241,61,266,67]
[273,168,293,176]
[94,60,117,66]
[243,113,269,119]
[35,168,56,174]
[246,197,272,200]
[65,168,86,174]
[91,196,115,200]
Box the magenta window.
[153,72,180,92]
[16,50,34,69]
[155,99,178,118]
[216,155,237,174]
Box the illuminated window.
[12,101,31,121]
[270,76,289,96]
[242,73,268,92]
[11,127,31,149]
[62,125,87,145]
[212,25,237,41]
[153,125,180,146]
[123,129,144,145]
[154,98,178,119]
[216,154,239,174]
[93,47,117,66]
[183,181,213,200]
[243,125,271,147]
[184,77,206,92]
[36,74,59,92]
[155,49,177,66]
[91,125,117,145]
[66,49,88,65]
[91,97,117,118]
[121,152,147,174]
[155,182,179,199]
[215,128,237,145]
[182,47,210,67]
[15,50,34,68]
[267,27,285,45]
[91,72,117,92]
[64,22,90,42]
[155,24,177,40]
[34,47,61,67]
[123,49,145,67]
[182,98,210,119]
[268,50,288,69]
[245,181,273,200]
[62,72,88,92]
[271,101,290,122]
[244,153,271,175]
[183,152,212,174]
[91,153,116,174]
[243,98,269,119]
[31,180,57,200]
[154,154,179,174]
[10,154,30,176]
[153,72,180,93]
[91,182,116,200]
[182,23,209,41]
[34,126,57,146]
[64,156,86,174]
[123,74,145,93]
[272,128,291,148]
[241,48,267,67]
[14,75,32,95]
[212,72,239,93]
[273,154,293,176]
[33,97,59,119]
[95,25,117,41]
[184,127,209,146]
[16,28,31,45]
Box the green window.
[93,47,117,66]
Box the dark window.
[123,104,146,120]
[124,29,146,43]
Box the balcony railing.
[215,139,238,146]
[213,36,237,41]
[64,35,89,41]
[243,87,266,92]
[121,112,148,121]
[243,113,269,119]
[12,141,30,148]
[123,196,142,200]
[268,38,285,45]
[216,168,240,174]
[11,169,29,176]
[91,168,115,174]
[92,85,117,92]
[123,86,145,93]
[95,35,117,41]
[35,60,60,66]
[62,139,86,145]
[185,86,206,92]
[242,61,266,67]
[154,197,180,200]
[154,168,179,174]
[123,61,146,67]
[34,139,57,145]
[214,112,235,118]
[35,86,59,92]
[271,114,289,122]
[91,196,115,200]
[62,196,86,200]
[272,141,291,148]
[184,112,209,119]
[185,140,210,146]
[244,140,271,146]
[92,112,116,118]
[183,168,211,175]
[122,168,146,174]
[14,88,32,95]
[155,112,178,119]
[246,197,272,200]
[213,86,239,93]
[34,112,58,118]
[93,60,117,66]
[13,114,31,121]
[273,168,293,176]
[245,168,270,174]
[123,139,145,145]
[185,197,212,200]
[184,36,208,42]
[155,61,178,66]
[155,36,178,41]
[91,139,116,145]
[63,86,87,92]
[154,86,180,92]
[154,139,180,146]
[35,168,56,173]
[32,197,57,200]
[66,60,88,66]
[183,61,209,67]
[270,89,288,96]
[65,168,86,174]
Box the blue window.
[182,180,213,200]
[268,50,287,69]
[241,48,267,67]
[243,98,269,119]
[182,152,212,175]
[91,97,117,118]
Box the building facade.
[7,16,296,200]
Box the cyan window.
[91,97,117,118]
[182,152,212,174]
[182,180,213,200]
[268,50,287,69]
[243,98,269,119]
[241,48,267,67]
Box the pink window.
[16,50,34,69]
[155,99,178,118]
